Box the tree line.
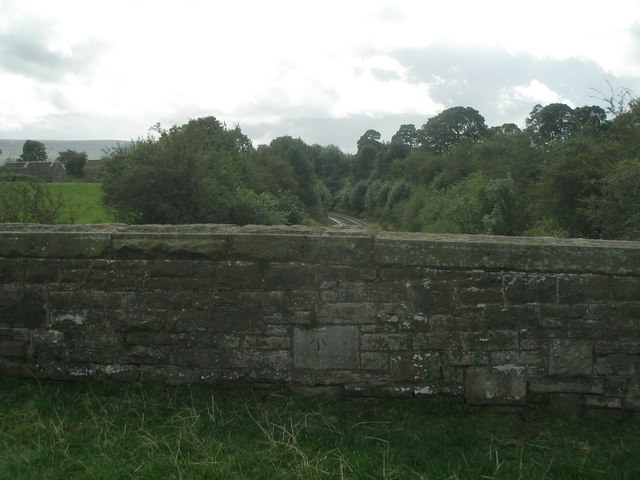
[1,89,638,241]
[331,96,640,241]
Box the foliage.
[100,117,326,225]
[526,103,608,146]
[418,106,488,153]
[334,96,639,241]
[0,173,65,223]
[19,140,48,162]
[588,159,640,240]
[57,149,88,178]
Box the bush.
[0,174,65,223]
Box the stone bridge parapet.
[1,224,639,412]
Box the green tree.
[267,136,328,219]
[391,124,419,150]
[588,159,640,240]
[19,140,48,162]
[356,129,382,151]
[418,106,488,154]
[100,117,254,224]
[481,175,521,235]
[525,103,574,145]
[535,138,614,237]
[570,105,607,137]
[313,145,350,193]
[57,150,88,178]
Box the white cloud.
[497,80,574,119]
[1,0,639,148]
[513,80,573,106]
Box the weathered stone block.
[231,234,291,261]
[0,231,112,258]
[316,302,375,324]
[595,340,640,355]
[30,328,66,360]
[320,265,378,282]
[0,258,24,282]
[549,338,593,375]
[457,286,503,305]
[292,235,372,265]
[490,350,543,366]
[406,279,455,315]
[127,345,173,364]
[293,326,358,369]
[546,393,585,413]
[610,276,640,302]
[461,330,518,352]
[262,263,317,290]
[0,287,47,328]
[113,232,228,260]
[244,335,290,350]
[391,352,433,383]
[413,331,460,350]
[584,395,623,409]
[625,379,640,410]
[529,377,604,394]
[504,273,557,304]
[0,327,29,357]
[361,351,388,371]
[593,354,638,376]
[24,259,59,283]
[466,365,526,405]
[238,349,292,369]
[557,274,611,304]
[481,304,540,330]
[361,333,409,351]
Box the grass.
[1,376,639,479]
[45,183,115,224]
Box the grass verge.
[1,375,638,479]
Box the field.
[1,376,639,479]
[45,183,115,224]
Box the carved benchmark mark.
[294,326,359,369]
[311,337,328,351]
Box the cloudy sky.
[1,0,639,153]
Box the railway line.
[328,212,368,228]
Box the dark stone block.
[0,288,47,328]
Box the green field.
[45,183,115,224]
[1,376,639,479]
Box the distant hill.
[0,139,129,165]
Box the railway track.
[328,212,368,228]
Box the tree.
[391,124,419,150]
[313,145,350,192]
[570,105,607,137]
[57,150,88,178]
[589,159,640,240]
[525,103,574,145]
[20,140,47,162]
[356,129,382,152]
[100,117,254,224]
[418,107,488,153]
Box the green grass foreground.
[45,183,114,224]
[1,376,638,479]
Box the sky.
[1,0,639,153]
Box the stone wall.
[1,224,639,412]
